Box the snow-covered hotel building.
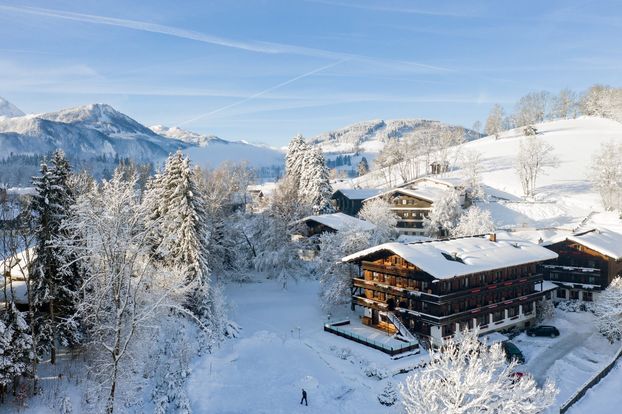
[542,228,622,302]
[361,177,465,237]
[342,234,558,347]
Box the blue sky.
[0,0,620,146]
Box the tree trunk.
[50,299,56,365]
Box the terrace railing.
[323,320,419,356]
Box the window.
[583,291,593,302]
[493,310,504,322]
[570,290,580,300]
[402,199,407,205]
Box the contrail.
[0,4,451,71]
[0,4,341,59]
[178,59,349,126]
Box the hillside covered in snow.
[348,116,622,239]
[310,119,481,155]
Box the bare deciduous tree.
[514,136,559,198]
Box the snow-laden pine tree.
[298,148,334,214]
[451,206,495,237]
[378,381,398,406]
[358,198,398,244]
[285,134,310,187]
[317,228,371,310]
[30,150,82,364]
[423,189,462,238]
[400,329,557,414]
[357,157,370,176]
[145,152,230,350]
[0,302,33,397]
[145,152,210,284]
[594,276,622,342]
[590,141,622,211]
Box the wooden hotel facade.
[343,234,558,346]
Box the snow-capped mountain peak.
[150,125,227,146]
[0,96,25,118]
[38,103,158,137]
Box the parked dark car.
[526,325,560,338]
[502,341,525,364]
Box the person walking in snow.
[300,388,308,406]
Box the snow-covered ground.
[566,360,622,414]
[187,275,425,414]
[187,280,619,414]
[511,309,619,412]
[346,117,622,242]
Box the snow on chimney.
[489,233,497,242]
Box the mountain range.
[0,98,284,168]
[309,119,482,154]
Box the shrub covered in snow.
[377,381,398,406]
[557,299,595,313]
[595,277,622,342]
[364,364,389,380]
[399,328,558,414]
[535,299,556,323]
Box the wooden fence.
[559,344,622,413]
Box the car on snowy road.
[526,325,560,338]
[502,341,525,364]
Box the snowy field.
[186,278,621,414]
[187,275,425,414]
[347,117,622,240]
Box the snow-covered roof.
[567,228,622,260]
[397,235,433,244]
[342,235,558,279]
[333,188,381,200]
[401,176,463,190]
[364,187,448,204]
[296,212,376,232]
[247,182,277,196]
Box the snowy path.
[513,310,619,411]
[524,330,592,385]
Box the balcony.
[354,273,544,305]
[353,289,545,326]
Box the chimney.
[489,233,497,242]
